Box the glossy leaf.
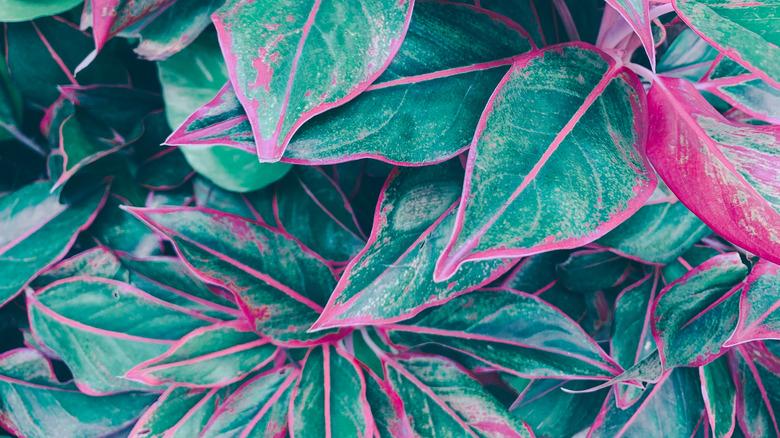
[652,252,747,369]
[213,0,413,162]
[83,0,177,51]
[169,1,534,165]
[727,260,780,346]
[701,355,738,438]
[657,28,720,82]
[730,343,780,438]
[126,321,277,387]
[313,162,515,330]
[125,206,337,344]
[0,0,83,22]
[388,289,624,380]
[200,366,298,438]
[28,277,214,394]
[597,197,710,264]
[646,76,780,266]
[604,0,655,68]
[555,249,631,294]
[137,148,195,191]
[588,368,706,438]
[0,348,157,438]
[434,43,655,280]
[363,366,414,438]
[289,345,371,438]
[673,0,780,87]
[134,0,224,60]
[0,181,107,306]
[385,353,533,438]
[89,195,164,257]
[32,246,127,288]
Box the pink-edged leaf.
[0,348,157,438]
[199,365,299,438]
[434,43,655,281]
[212,0,414,162]
[727,260,780,346]
[28,277,215,395]
[386,289,625,381]
[169,1,534,166]
[646,76,780,265]
[124,206,338,344]
[729,343,780,438]
[362,365,414,438]
[384,352,534,438]
[700,354,738,438]
[652,252,747,369]
[126,320,277,388]
[289,345,372,438]
[672,0,780,88]
[0,181,108,307]
[604,0,655,68]
[137,147,196,191]
[312,161,516,331]
[134,0,224,61]
[588,368,706,438]
[656,28,720,82]
[81,0,176,51]
[555,249,632,294]
[31,246,127,289]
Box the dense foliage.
[1,0,779,436]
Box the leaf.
[0,52,23,143]
[0,0,83,22]
[363,366,414,438]
[661,244,724,285]
[169,0,534,166]
[0,181,107,306]
[604,0,655,68]
[199,366,298,438]
[125,206,337,344]
[646,75,780,266]
[555,249,631,294]
[289,345,372,437]
[652,252,747,369]
[28,277,214,394]
[212,0,414,162]
[0,348,157,438]
[434,43,655,281]
[137,148,195,191]
[90,195,164,257]
[673,0,780,87]
[730,343,780,437]
[32,246,127,289]
[455,0,556,49]
[384,353,533,438]
[129,384,237,438]
[700,355,737,438]
[727,260,780,346]
[82,0,177,51]
[157,34,293,192]
[588,368,706,438]
[697,57,780,125]
[610,271,658,407]
[657,28,720,82]
[126,321,277,387]
[134,0,224,61]
[387,289,624,380]
[312,162,515,330]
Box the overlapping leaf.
[646,76,780,265]
[727,260,780,346]
[434,43,655,280]
[82,0,177,51]
[700,355,737,438]
[730,343,780,437]
[212,0,414,162]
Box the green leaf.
[313,162,515,330]
[212,0,413,162]
[661,244,723,285]
[0,55,23,143]
[126,321,277,387]
[137,148,195,191]
[434,43,655,280]
[385,353,533,438]
[0,181,107,306]
[0,348,156,438]
[169,1,534,166]
[364,366,414,438]
[657,28,720,82]
[135,0,224,61]
[388,289,624,380]
[290,345,371,437]
[700,355,737,438]
[31,246,127,289]
[89,195,163,257]
[728,260,780,346]
[597,197,711,264]
[0,0,83,22]
[157,34,293,192]
[28,277,214,394]
[82,0,177,51]
[653,252,747,369]
[673,0,780,87]
[589,368,706,438]
[555,249,631,294]
[126,206,337,344]
[730,343,780,437]
[199,366,298,438]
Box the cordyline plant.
[0,0,779,436]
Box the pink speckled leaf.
[604,0,655,68]
[82,0,177,51]
[646,76,780,265]
[727,260,780,347]
[212,0,414,162]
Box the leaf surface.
[434,43,655,280]
[700,355,737,438]
[727,260,780,346]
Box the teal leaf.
[701,355,737,438]
[434,43,655,280]
[134,0,224,61]
[0,0,83,22]
[727,260,780,346]
[555,249,632,294]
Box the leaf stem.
[551,0,580,42]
